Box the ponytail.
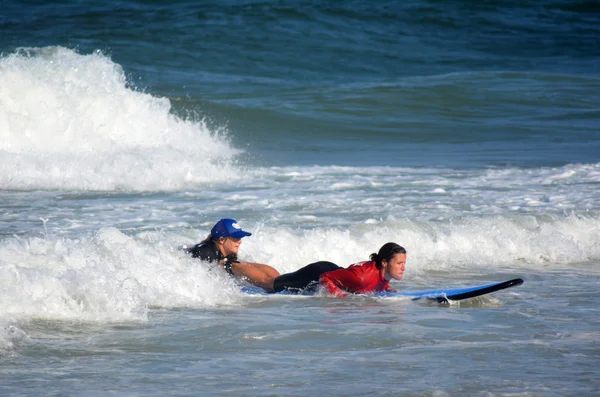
[370,242,406,269]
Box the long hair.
[369,242,406,269]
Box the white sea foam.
[249,214,600,273]
[0,46,239,191]
[0,230,234,330]
[234,163,600,224]
[1,213,597,315]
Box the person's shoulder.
[186,241,219,261]
[348,260,379,275]
[347,260,373,269]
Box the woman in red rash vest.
[272,242,407,297]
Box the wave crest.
[0,46,240,191]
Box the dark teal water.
[3,0,599,167]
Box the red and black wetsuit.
[319,260,392,297]
[272,261,341,292]
[272,260,393,296]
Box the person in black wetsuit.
[184,218,281,292]
[184,218,379,294]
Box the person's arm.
[230,262,276,292]
[238,261,281,278]
[319,268,364,297]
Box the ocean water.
[1,1,599,396]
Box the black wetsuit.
[187,242,340,293]
[272,261,341,293]
[185,241,238,275]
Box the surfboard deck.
[242,278,524,303]
[380,278,524,303]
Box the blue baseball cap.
[211,218,252,239]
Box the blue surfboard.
[379,278,524,303]
[242,278,524,303]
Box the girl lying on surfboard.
[184,218,407,296]
[272,242,406,296]
[183,218,281,292]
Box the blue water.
[1,1,600,396]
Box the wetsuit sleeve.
[319,268,364,297]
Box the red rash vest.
[319,261,392,297]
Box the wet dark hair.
[370,242,407,270]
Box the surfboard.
[242,278,524,303]
[379,278,524,303]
